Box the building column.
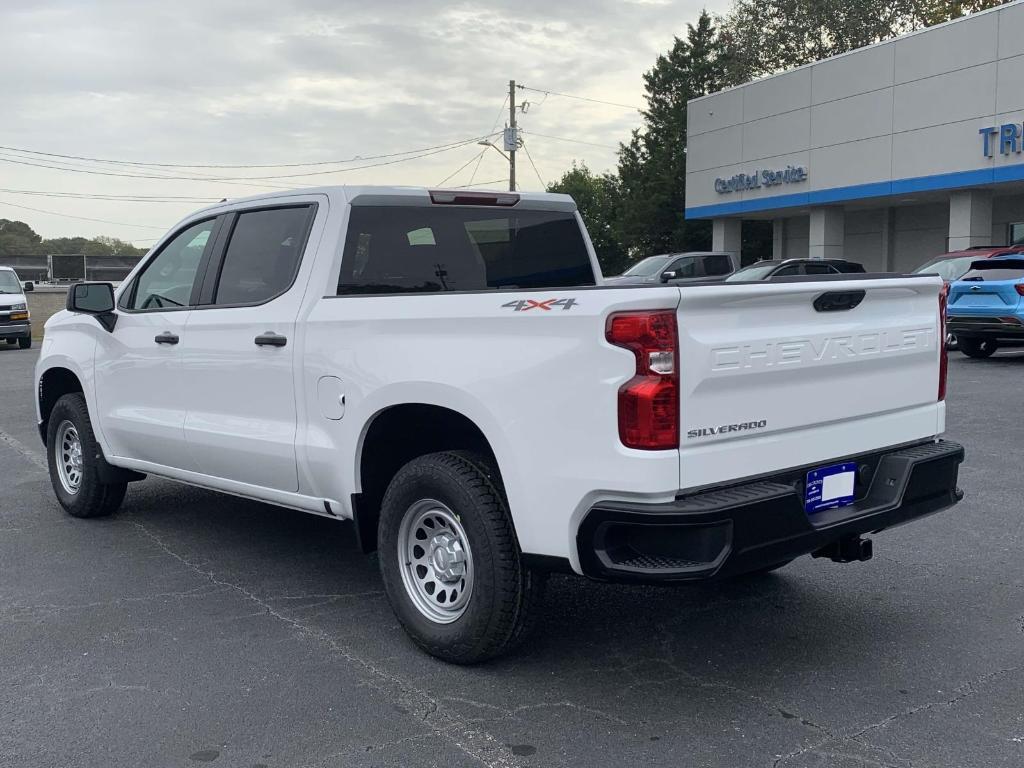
[948,189,992,251]
[808,207,844,260]
[713,218,742,262]
[881,207,896,272]
[772,218,786,260]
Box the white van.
[0,266,32,349]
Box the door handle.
[154,332,179,345]
[255,332,287,348]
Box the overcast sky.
[0,0,726,246]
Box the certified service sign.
[715,165,808,194]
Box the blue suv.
[947,255,1024,358]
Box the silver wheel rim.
[55,420,84,495]
[397,499,474,624]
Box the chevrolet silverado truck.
[35,186,964,663]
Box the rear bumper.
[948,315,1024,340]
[577,439,964,583]
[0,322,30,338]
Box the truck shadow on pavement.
[116,476,944,705]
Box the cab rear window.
[337,206,596,295]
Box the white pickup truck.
[35,186,964,663]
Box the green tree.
[915,0,1012,25]
[0,219,44,255]
[615,10,726,265]
[547,162,627,275]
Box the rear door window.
[701,254,733,276]
[337,206,595,294]
[213,205,316,306]
[804,262,839,275]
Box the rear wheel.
[47,393,127,518]
[959,337,998,358]
[378,451,545,664]
[18,336,31,349]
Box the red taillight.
[1015,284,1024,297]
[606,310,679,450]
[938,284,949,402]
[429,190,519,206]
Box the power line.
[523,131,620,150]
[0,136,493,182]
[0,134,504,170]
[0,198,167,229]
[469,94,509,187]
[436,147,489,187]
[517,84,642,111]
[0,187,221,203]
[521,142,546,189]
[452,178,508,189]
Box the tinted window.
[215,206,314,305]
[804,262,838,275]
[725,262,777,282]
[773,265,801,277]
[961,267,1024,281]
[666,257,697,278]
[125,219,215,310]
[915,255,977,281]
[620,255,671,277]
[702,254,733,276]
[337,206,595,294]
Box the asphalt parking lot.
[1,346,1022,768]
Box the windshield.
[725,263,778,282]
[0,271,22,293]
[914,255,977,282]
[621,255,671,277]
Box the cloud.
[0,0,724,240]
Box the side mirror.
[23,281,33,292]
[67,282,117,332]
[660,270,676,283]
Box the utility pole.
[507,79,517,192]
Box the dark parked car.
[725,258,866,281]
[606,251,737,285]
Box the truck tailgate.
[676,276,945,490]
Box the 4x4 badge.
[502,298,578,312]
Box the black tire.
[378,450,545,664]
[5,338,15,345]
[18,336,31,349]
[959,337,997,358]
[46,393,127,518]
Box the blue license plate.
[805,462,857,514]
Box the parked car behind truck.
[948,254,1024,357]
[606,251,736,285]
[0,266,32,348]
[36,186,964,663]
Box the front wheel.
[959,337,998,358]
[18,336,32,349]
[378,451,545,664]
[46,393,127,518]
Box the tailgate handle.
[814,290,865,312]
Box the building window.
[1009,223,1024,246]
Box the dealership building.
[685,2,1024,271]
